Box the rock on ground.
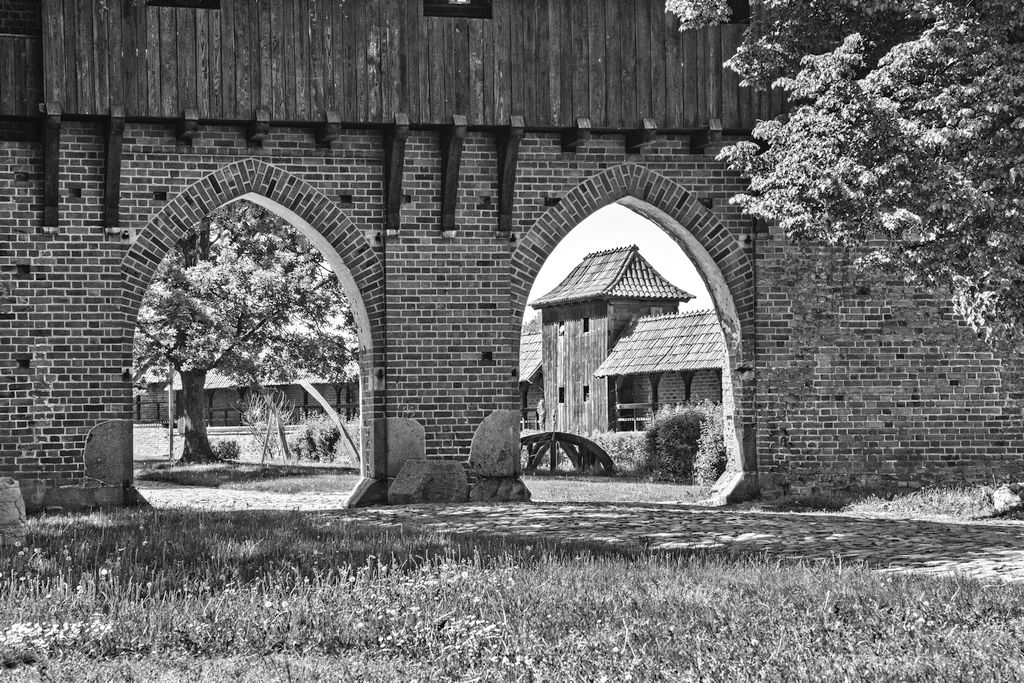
[993,485,1024,515]
[470,476,531,503]
[388,460,468,505]
[0,477,27,547]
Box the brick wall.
[3,122,1023,507]
[0,0,40,35]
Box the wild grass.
[3,509,1024,681]
[524,474,707,503]
[844,485,996,520]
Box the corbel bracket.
[625,118,657,154]
[560,117,591,152]
[176,108,199,146]
[689,118,722,154]
[316,110,341,148]
[247,108,270,147]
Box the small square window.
[582,318,590,333]
[583,385,590,402]
[558,387,565,404]
[558,322,566,336]
[651,306,664,316]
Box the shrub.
[587,431,646,477]
[693,402,727,486]
[290,414,344,463]
[641,401,725,484]
[212,440,242,461]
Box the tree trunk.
[177,369,217,464]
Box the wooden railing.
[615,402,653,432]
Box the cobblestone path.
[137,482,1024,583]
[138,481,351,512]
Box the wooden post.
[684,371,695,402]
[650,372,662,415]
[42,106,61,228]
[496,115,524,233]
[440,114,468,233]
[383,113,410,234]
[103,107,125,228]
[166,363,174,460]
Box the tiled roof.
[519,331,543,383]
[170,370,338,391]
[595,309,725,377]
[530,245,693,308]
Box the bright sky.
[524,204,713,321]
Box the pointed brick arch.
[121,159,384,352]
[118,159,387,495]
[511,163,756,482]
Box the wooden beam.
[42,106,61,228]
[690,118,722,154]
[650,372,663,413]
[625,118,657,154]
[440,114,468,233]
[316,110,341,148]
[246,108,270,147]
[176,108,199,146]
[560,117,591,152]
[383,113,410,234]
[103,107,126,229]
[495,115,524,233]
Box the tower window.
[582,317,590,333]
[558,387,565,404]
[558,322,566,336]
[583,385,590,402]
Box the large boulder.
[388,460,468,505]
[0,478,27,547]
[384,417,426,476]
[469,476,531,503]
[468,410,521,477]
[992,485,1024,516]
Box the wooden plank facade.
[28,0,782,129]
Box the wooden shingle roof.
[530,245,693,308]
[595,310,725,377]
[519,331,543,383]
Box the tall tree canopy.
[134,199,359,462]
[668,0,1024,354]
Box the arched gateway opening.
[510,164,757,501]
[120,160,387,506]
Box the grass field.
[2,508,1023,681]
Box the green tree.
[134,200,358,463]
[668,0,1024,353]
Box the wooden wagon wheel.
[520,432,617,475]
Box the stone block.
[384,417,426,476]
[388,460,468,505]
[84,419,133,486]
[0,478,27,547]
[469,476,531,503]
[468,410,521,477]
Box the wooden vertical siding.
[0,35,42,116]
[37,0,783,127]
[542,303,610,434]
